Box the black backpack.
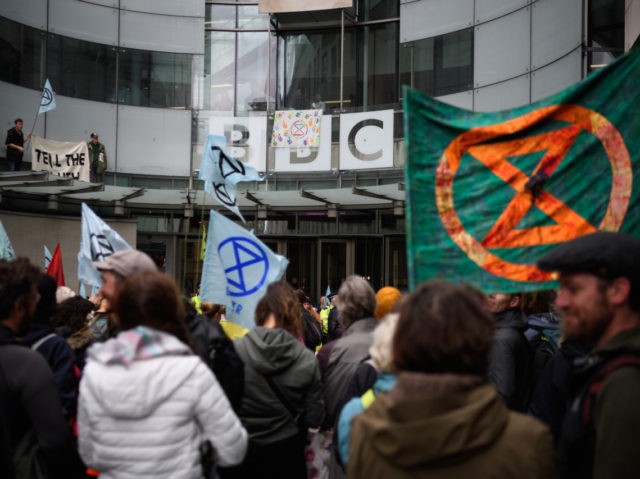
[559,354,640,478]
[187,315,245,413]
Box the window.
[400,28,473,97]
[118,49,192,108]
[47,34,117,103]
[0,16,43,90]
[587,0,625,72]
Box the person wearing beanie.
[374,286,402,320]
[90,249,158,341]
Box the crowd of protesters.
[1,230,639,478]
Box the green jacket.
[587,327,640,479]
[87,141,107,172]
[348,373,559,479]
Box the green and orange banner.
[404,47,640,293]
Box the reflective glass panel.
[205,31,236,111]
[358,0,399,21]
[237,31,274,112]
[0,16,44,90]
[238,5,270,30]
[279,29,343,112]
[118,49,192,108]
[47,34,117,103]
[206,4,236,30]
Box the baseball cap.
[90,132,99,139]
[93,250,157,278]
[537,232,640,283]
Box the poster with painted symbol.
[271,109,322,148]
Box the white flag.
[200,210,288,330]
[0,221,16,260]
[198,135,263,223]
[39,79,56,115]
[77,203,132,286]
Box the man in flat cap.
[537,231,640,479]
[90,249,157,341]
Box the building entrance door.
[318,240,353,299]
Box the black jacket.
[528,339,592,440]
[488,308,533,412]
[4,127,24,163]
[0,324,82,478]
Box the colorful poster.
[259,0,352,13]
[404,48,640,293]
[271,109,322,148]
[274,115,332,171]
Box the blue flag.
[44,245,52,269]
[0,221,16,260]
[77,203,132,286]
[198,135,263,223]
[38,79,56,115]
[200,210,288,330]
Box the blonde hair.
[369,313,399,373]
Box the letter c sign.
[339,109,394,170]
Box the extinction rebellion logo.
[435,105,632,282]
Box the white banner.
[259,0,352,13]
[339,109,394,170]
[31,136,90,182]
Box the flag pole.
[27,101,41,140]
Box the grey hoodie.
[234,327,324,445]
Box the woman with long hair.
[219,281,324,479]
[78,271,247,478]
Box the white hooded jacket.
[78,326,247,478]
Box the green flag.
[404,47,640,293]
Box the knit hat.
[374,286,402,320]
[93,250,157,278]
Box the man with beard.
[486,292,533,411]
[0,258,81,478]
[538,232,640,479]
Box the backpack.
[188,315,244,412]
[559,354,640,477]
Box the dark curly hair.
[394,280,495,376]
[0,258,40,321]
[255,282,301,337]
[53,296,96,331]
[114,271,192,347]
